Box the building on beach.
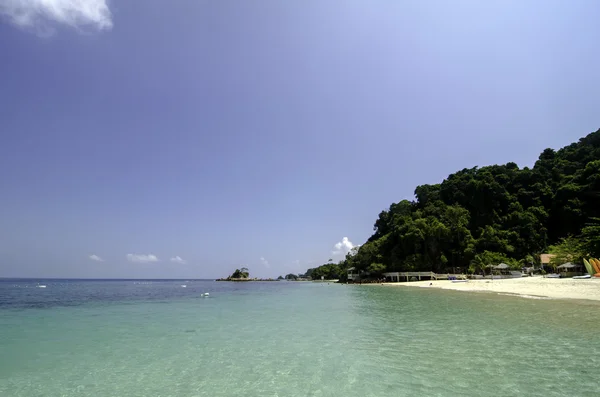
[557,262,584,277]
[540,254,555,271]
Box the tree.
[229,268,250,279]
[367,263,386,277]
[519,254,535,268]
[548,236,585,269]
[469,251,511,275]
[301,128,600,279]
[311,264,342,280]
[285,273,298,280]
[582,217,600,257]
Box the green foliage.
[469,251,515,274]
[519,254,536,268]
[229,267,249,279]
[308,263,342,280]
[367,263,386,275]
[582,217,600,257]
[548,236,585,269]
[277,275,284,280]
[285,273,298,280]
[307,128,600,276]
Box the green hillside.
[307,129,600,280]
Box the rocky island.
[216,267,277,282]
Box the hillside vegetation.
[307,129,600,280]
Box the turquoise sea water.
[1,279,599,397]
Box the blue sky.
[1,0,599,279]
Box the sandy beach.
[383,276,600,301]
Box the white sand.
[383,276,600,301]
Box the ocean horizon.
[1,278,599,396]
[1,276,289,279]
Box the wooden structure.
[540,254,555,270]
[383,272,467,282]
[557,262,584,278]
[347,267,361,281]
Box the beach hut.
[540,254,556,272]
[347,267,360,281]
[483,264,507,279]
[491,263,522,278]
[493,263,510,278]
[557,262,583,278]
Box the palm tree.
[469,253,488,275]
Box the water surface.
[1,279,598,396]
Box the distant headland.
[216,268,316,282]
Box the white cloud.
[0,0,113,35]
[170,256,186,264]
[89,254,103,262]
[260,257,270,268]
[126,254,159,263]
[331,237,357,260]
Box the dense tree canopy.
[229,267,249,279]
[547,236,586,270]
[307,129,600,279]
[306,263,342,280]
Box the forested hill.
[307,129,600,280]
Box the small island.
[216,267,277,282]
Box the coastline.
[380,276,600,301]
[215,278,277,282]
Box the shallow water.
[1,279,598,396]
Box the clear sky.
[1,0,599,279]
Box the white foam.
[498,293,551,300]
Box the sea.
[1,279,599,397]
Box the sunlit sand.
[383,276,600,301]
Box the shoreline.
[378,276,600,301]
[215,278,277,282]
